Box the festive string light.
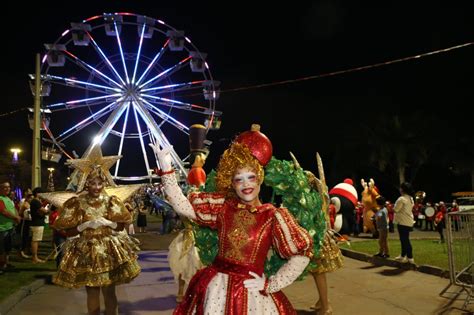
[221,42,473,93]
[1,42,472,117]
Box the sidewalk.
[2,220,471,315]
[4,249,470,314]
[4,250,177,315]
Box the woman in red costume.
[150,125,313,315]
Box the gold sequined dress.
[53,193,141,288]
[311,230,343,274]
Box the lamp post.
[47,167,55,192]
[32,53,42,188]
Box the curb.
[0,278,48,315]
[340,247,450,278]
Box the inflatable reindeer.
[360,178,381,237]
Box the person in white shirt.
[393,182,415,264]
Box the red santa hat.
[329,180,358,206]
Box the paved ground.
[2,221,472,314]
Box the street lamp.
[9,148,22,200]
[10,148,22,164]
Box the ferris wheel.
[39,12,221,182]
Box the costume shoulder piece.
[54,196,82,230]
[39,191,78,208]
[108,195,132,223]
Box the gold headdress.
[67,145,121,192]
[215,124,272,197]
[215,142,264,196]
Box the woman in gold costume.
[305,159,343,315]
[52,168,140,315]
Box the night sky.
[1,1,472,201]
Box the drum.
[417,214,425,220]
[424,206,435,218]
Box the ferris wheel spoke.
[141,80,205,94]
[48,81,111,95]
[135,39,169,86]
[57,101,119,142]
[139,98,189,133]
[64,51,123,89]
[143,98,219,118]
[141,94,220,116]
[131,24,146,84]
[145,105,190,136]
[131,103,151,178]
[113,22,130,84]
[46,93,122,109]
[47,75,120,94]
[139,56,191,90]
[48,99,120,112]
[132,101,187,175]
[147,85,205,97]
[114,103,131,177]
[87,32,127,86]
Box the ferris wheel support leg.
[133,99,188,177]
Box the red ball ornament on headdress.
[235,124,273,166]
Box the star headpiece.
[67,145,121,191]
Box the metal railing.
[441,209,473,310]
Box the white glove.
[149,143,173,171]
[96,217,118,229]
[160,170,197,220]
[267,255,310,293]
[243,271,266,292]
[77,220,101,232]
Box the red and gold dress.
[175,192,313,315]
[53,193,141,288]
